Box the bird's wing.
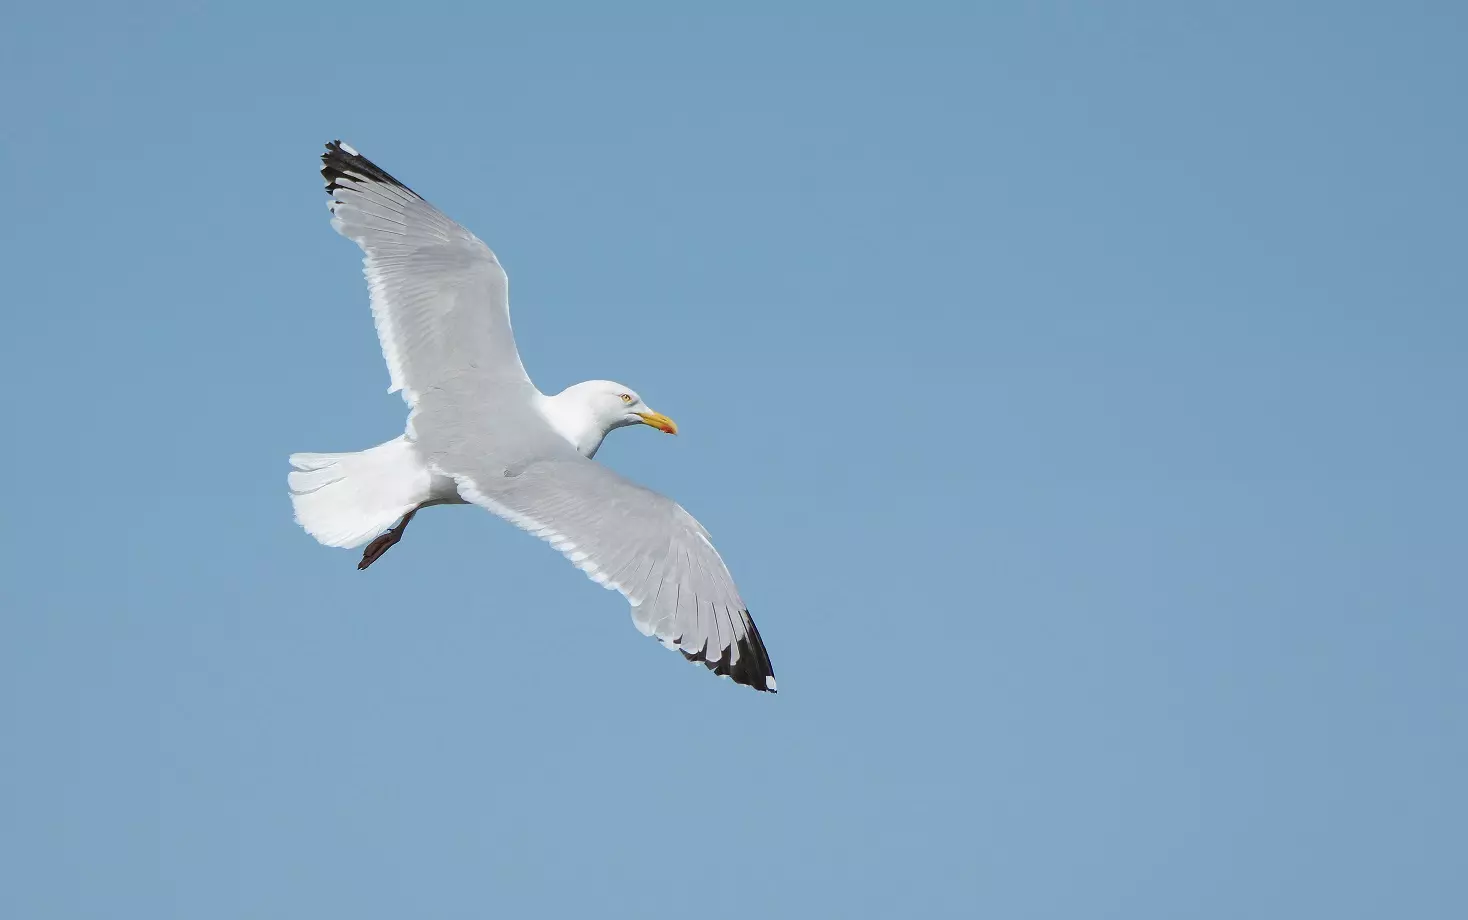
[413,382,777,693]
[321,141,530,403]
[461,458,778,693]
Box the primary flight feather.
[288,141,776,693]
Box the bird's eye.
[619,393,633,403]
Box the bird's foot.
[357,529,403,570]
[352,525,405,569]
[356,506,421,570]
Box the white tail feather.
[288,438,429,548]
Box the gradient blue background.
[3,3,1464,917]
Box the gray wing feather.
[413,380,777,693]
[321,141,529,403]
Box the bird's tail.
[287,438,424,549]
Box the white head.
[541,379,678,458]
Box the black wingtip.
[321,139,421,199]
[678,610,778,693]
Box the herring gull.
[288,141,776,693]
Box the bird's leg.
[357,506,421,571]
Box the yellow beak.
[637,411,679,435]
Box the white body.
[289,388,615,550]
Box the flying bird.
[289,141,776,693]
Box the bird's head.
[546,380,678,457]
[576,380,678,434]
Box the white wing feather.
[321,140,530,403]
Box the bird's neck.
[534,391,612,458]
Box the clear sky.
[2,2,1464,917]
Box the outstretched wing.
[321,141,531,403]
[458,457,776,693]
[412,379,777,693]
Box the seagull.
[288,141,776,693]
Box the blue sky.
[2,3,1464,917]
